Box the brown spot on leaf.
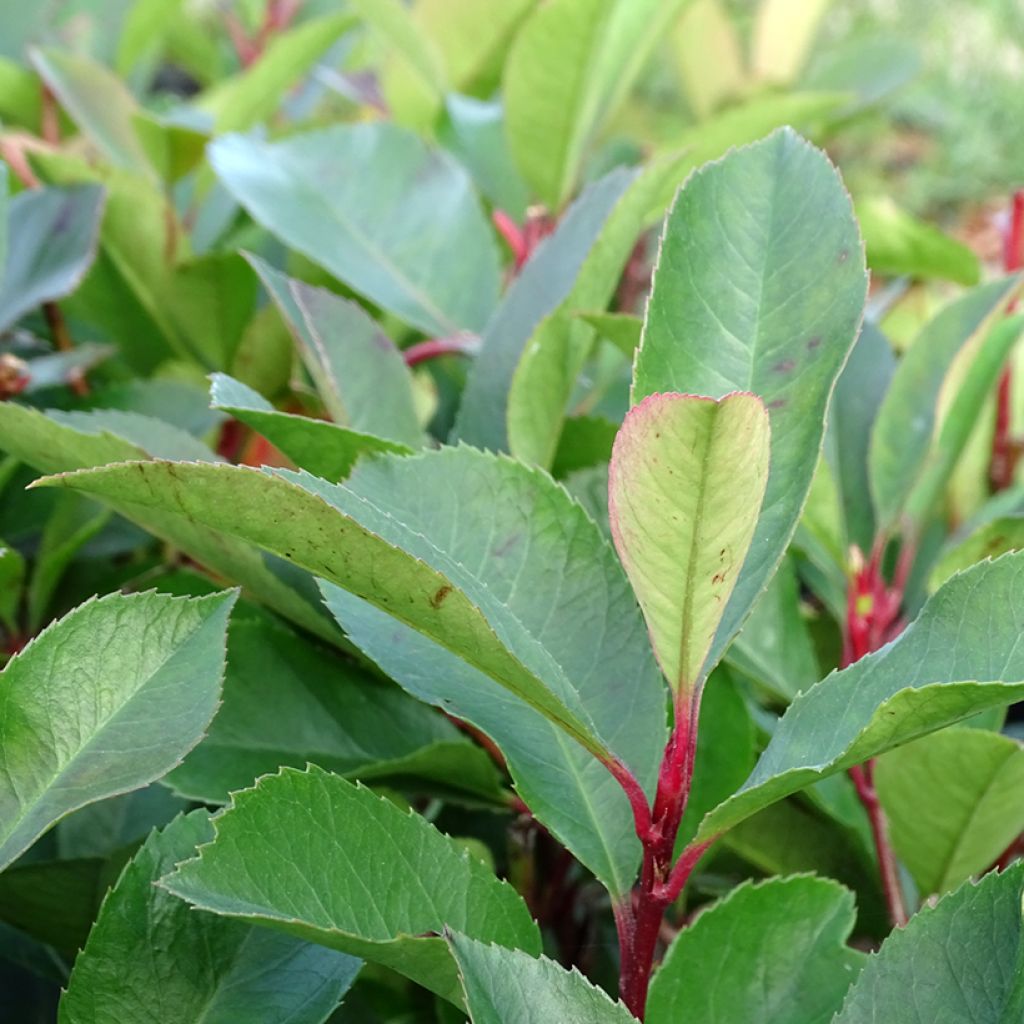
[767,398,787,410]
[430,585,452,609]
[773,359,796,374]
[807,336,821,350]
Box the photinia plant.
[1,2,1023,1022]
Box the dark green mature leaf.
[449,934,635,1024]
[246,256,424,447]
[33,459,616,764]
[211,125,500,336]
[165,616,502,804]
[503,0,687,210]
[875,728,1024,897]
[634,128,867,671]
[211,374,412,481]
[60,811,360,1024]
[869,277,1021,532]
[162,769,540,1004]
[699,552,1024,840]
[646,876,865,1024]
[833,864,1024,1023]
[0,589,235,871]
[454,167,634,451]
[0,544,24,633]
[0,184,105,332]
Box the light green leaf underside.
[876,728,1024,897]
[60,810,359,1024]
[449,934,635,1024]
[699,552,1024,840]
[0,589,235,871]
[833,864,1024,1023]
[647,875,864,1024]
[609,392,770,692]
[634,127,867,673]
[161,768,540,1005]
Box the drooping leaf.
[503,0,688,209]
[833,864,1024,1023]
[646,876,865,1024]
[0,184,105,333]
[246,256,424,447]
[633,128,867,671]
[0,589,235,871]
[875,728,1024,897]
[161,768,540,1004]
[210,125,500,336]
[608,392,770,693]
[60,811,360,1024]
[165,615,503,805]
[699,552,1024,840]
[448,933,635,1024]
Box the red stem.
[403,335,478,367]
[850,762,908,926]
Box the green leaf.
[0,589,235,871]
[857,195,981,285]
[60,811,360,1024]
[751,0,831,84]
[349,0,447,96]
[130,112,207,184]
[578,312,642,359]
[316,446,666,895]
[30,48,152,176]
[504,0,688,209]
[210,125,500,336]
[833,864,1024,1023]
[608,392,770,693]
[634,128,867,671]
[875,728,1024,897]
[161,768,540,1004]
[0,544,24,633]
[930,516,1024,590]
[0,184,105,333]
[671,0,745,119]
[0,162,8,279]
[165,615,502,805]
[449,933,635,1024]
[32,459,615,764]
[210,374,412,481]
[454,167,634,451]
[869,277,1021,532]
[246,256,424,447]
[647,876,864,1024]
[699,552,1024,840]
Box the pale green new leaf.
[751,0,831,84]
[634,128,867,672]
[646,876,864,1024]
[699,552,1024,840]
[161,768,540,1004]
[875,728,1024,897]
[449,934,635,1024]
[608,393,770,693]
[60,811,360,1024]
[833,864,1024,1023]
[930,516,1024,590]
[672,0,745,119]
[0,589,235,871]
[210,125,500,336]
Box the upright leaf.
[210,125,500,335]
[646,876,864,1024]
[0,590,235,871]
[751,0,831,83]
[60,811,360,1024]
[633,128,867,669]
[161,768,540,1004]
[608,393,770,693]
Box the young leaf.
[930,516,1024,590]
[751,0,830,84]
[449,933,635,1024]
[0,184,105,332]
[672,0,745,119]
[646,876,864,1024]
[875,728,1024,897]
[503,0,688,210]
[246,256,424,448]
[210,125,500,336]
[210,374,412,482]
[0,589,236,871]
[32,460,615,764]
[60,811,360,1024]
[633,128,867,671]
[161,768,540,1004]
[698,551,1024,840]
[833,863,1024,1023]
[609,392,770,693]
